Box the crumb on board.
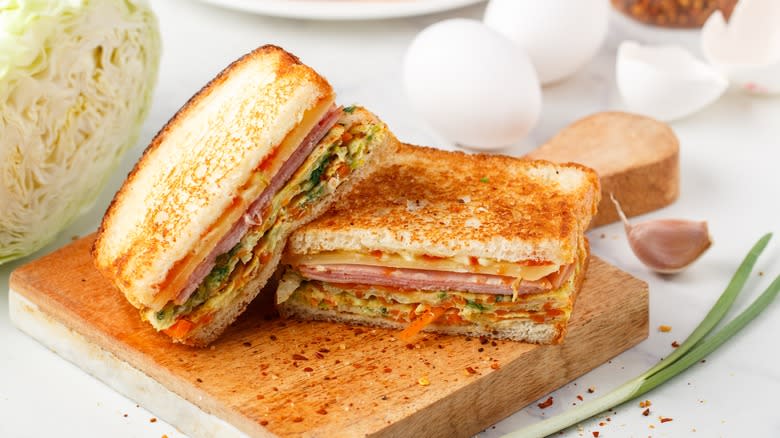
[149,418,157,423]
[587,387,596,393]
[639,400,652,408]
[658,325,672,332]
[672,341,680,348]
[537,396,554,409]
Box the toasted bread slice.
[289,144,600,265]
[181,108,398,346]
[94,45,334,311]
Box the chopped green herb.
[494,295,504,303]
[466,299,487,312]
[438,292,449,301]
[343,105,356,114]
[479,176,489,183]
[380,307,388,315]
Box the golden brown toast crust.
[93,45,334,310]
[290,144,600,265]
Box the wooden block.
[10,235,648,437]
[528,112,680,227]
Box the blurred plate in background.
[195,0,485,20]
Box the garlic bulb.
[611,194,712,274]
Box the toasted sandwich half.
[278,144,600,344]
[93,45,396,346]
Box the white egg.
[484,0,609,85]
[403,19,541,150]
[617,41,728,121]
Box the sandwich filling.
[145,107,384,334]
[278,239,587,340]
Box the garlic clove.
[610,194,712,274]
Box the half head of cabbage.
[0,0,161,263]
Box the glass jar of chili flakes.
[611,0,738,28]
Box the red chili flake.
[243,341,252,347]
[315,352,325,359]
[354,328,365,335]
[599,422,606,426]
[478,347,484,352]
[406,343,415,350]
[123,414,128,418]
[660,417,673,423]
[303,367,313,372]
[537,396,554,409]
[490,362,500,370]
[319,348,330,353]
[642,408,650,416]
[269,335,277,341]
[479,336,489,345]
[196,378,203,383]
[260,420,269,426]
[491,341,497,347]
[577,395,584,401]
[587,387,595,393]
[292,416,304,423]
[465,367,477,375]
[149,418,157,423]
[384,367,392,373]
[671,341,680,348]
[592,432,600,437]
[316,408,328,415]
[292,354,308,361]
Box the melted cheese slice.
[288,250,560,281]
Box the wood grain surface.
[529,112,680,227]
[10,235,648,437]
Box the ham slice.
[297,263,575,296]
[173,106,342,304]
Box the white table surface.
[2,1,779,437]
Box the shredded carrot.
[163,319,194,339]
[398,307,445,341]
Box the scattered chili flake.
[658,325,672,332]
[672,341,680,348]
[260,420,269,426]
[196,378,203,383]
[123,414,128,418]
[316,408,328,415]
[465,367,477,375]
[491,341,497,347]
[406,343,415,350]
[587,387,595,393]
[150,418,157,423]
[384,367,392,373]
[478,347,484,353]
[490,362,500,370]
[642,408,650,416]
[537,396,554,409]
[418,376,430,386]
[577,395,584,401]
[243,341,252,347]
[292,354,308,361]
[593,432,600,437]
[270,335,277,341]
[292,416,304,423]
[303,367,313,372]
[479,336,489,345]
[315,352,325,359]
[354,328,365,335]
[319,348,330,353]
[660,417,673,423]
[639,400,652,408]
[599,422,606,426]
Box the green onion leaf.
[503,233,776,438]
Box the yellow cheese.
[289,250,560,281]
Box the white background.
[2,1,779,437]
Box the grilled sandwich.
[93,45,397,346]
[278,144,600,344]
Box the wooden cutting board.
[10,235,648,438]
